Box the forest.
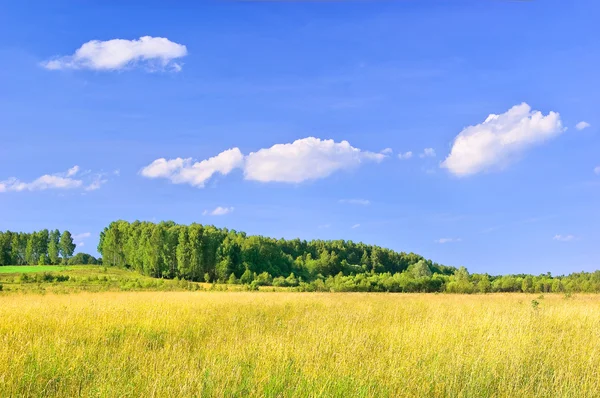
[0,230,78,265]
[97,220,455,281]
[97,221,600,294]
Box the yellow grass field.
[1,292,599,397]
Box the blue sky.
[0,0,598,275]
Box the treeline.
[0,230,76,265]
[98,221,456,281]
[294,269,600,294]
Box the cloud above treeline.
[339,199,370,206]
[435,238,462,244]
[0,166,110,193]
[441,103,565,176]
[42,36,187,72]
[553,234,576,242]
[141,137,388,187]
[203,206,234,216]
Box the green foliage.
[59,231,76,263]
[0,229,77,266]
[67,253,99,265]
[97,220,453,282]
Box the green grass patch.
[0,265,75,273]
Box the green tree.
[228,273,238,284]
[48,229,61,265]
[25,234,35,265]
[176,228,192,279]
[59,231,76,264]
[240,269,254,284]
[408,260,432,278]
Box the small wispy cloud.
[72,232,91,240]
[66,165,80,177]
[381,148,393,155]
[420,148,436,158]
[0,166,111,194]
[575,121,591,131]
[203,206,234,216]
[594,166,600,175]
[339,199,370,206]
[435,238,462,244]
[553,234,577,242]
[318,224,331,229]
[351,223,361,229]
[398,151,413,160]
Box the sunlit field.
[0,265,74,273]
[1,292,599,397]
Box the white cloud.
[140,148,244,188]
[594,166,600,175]
[245,137,386,183]
[351,224,361,229]
[85,175,108,191]
[575,121,591,131]
[203,206,234,216]
[339,199,370,206]
[318,224,331,229]
[420,148,436,158]
[435,238,462,244]
[141,138,385,187]
[66,165,80,177]
[0,173,82,192]
[72,232,91,240]
[42,36,187,72]
[0,166,109,193]
[381,148,393,154]
[77,242,85,247]
[553,234,576,242]
[398,151,413,160]
[442,103,564,176]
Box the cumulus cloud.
[420,148,436,158]
[381,148,393,154]
[140,148,244,188]
[42,36,187,72]
[0,166,110,193]
[203,206,234,216]
[553,234,576,242]
[339,199,370,206]
[435,238,462,244]
[244,137,386,183]
[398,151,413,160]
[575,121,591,131]
[351,224,361,229]
[141,137,385,188]
[441,103,564,176]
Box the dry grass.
[1,292,599,397]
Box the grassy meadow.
[0,265,75,273]
[1,291,600,397]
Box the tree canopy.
[98,220,455,281]
[0,229,78,266]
